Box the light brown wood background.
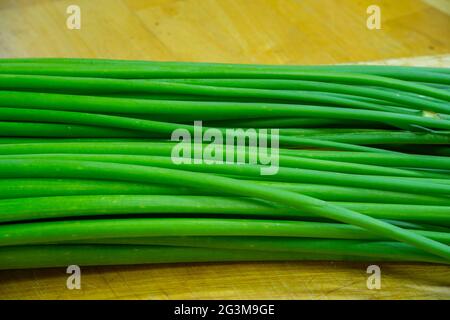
[0,0,449,300]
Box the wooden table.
[0,0,449,300]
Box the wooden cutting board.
[0,0,449,300]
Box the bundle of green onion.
[0,58,449,269]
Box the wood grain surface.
[0,0,449,63]
[0,0,449,300]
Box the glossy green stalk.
[1,179,448,205]
[0,195,448,224]
[0,159,449,260]
[2,150,445,178]
[0,245,407,270]
[3,154,447,195]
[0,121,145,138]
[1,91,450,129]
[3,75,447,113]
[0,107,390,152]
[2,218,449,247]
[1,62,448,100]
[281,150,450,170]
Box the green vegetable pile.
[0,58,449,269]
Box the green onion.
[0,58,448,269]
[0,245,403,270]
[0,159,448,260]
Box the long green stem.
[0,107,392,152]
[2,149,444,178]
[125,237,447,263]
[1,91,450,130]
[0,159,448,260]
[3,154,447,195]
[0,194,448,224]
[2,218,449,247]
[0,59,448,268]
[281,150,450,170]
[0,245,408,270]
[1,178,448,205]
[0,121,145,138]
[1,62,448,100]
[3,75,447,113]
